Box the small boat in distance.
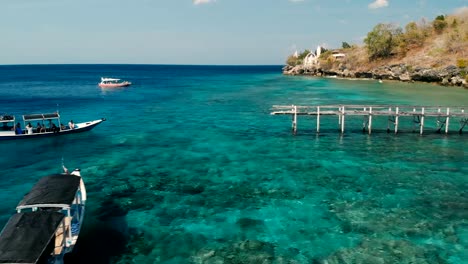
[98,77,131,88]
[0,166,86,264]
[0,112,105,140]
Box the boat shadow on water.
[64,220,129,264]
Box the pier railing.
[271,105,467,134]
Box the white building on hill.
[332,51,346,60]
[303,46,322,67]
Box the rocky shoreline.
[283,64,468,88]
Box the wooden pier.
[271,105,467,134]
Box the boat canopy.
[17,175,81,210]
[101,77,120,82]
[23,113,60,122]
[0,211,65,264]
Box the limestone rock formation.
[283,63,466,88]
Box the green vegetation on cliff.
[286,50,310,66]
[286,9,468,81]
[364,23,402,59]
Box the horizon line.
[0,63,284,67]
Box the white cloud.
[418,0,427,8]
[193,0,215,5]
[368,0,389,9]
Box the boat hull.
[0,119,105,140]
[98,83,131,88]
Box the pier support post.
[395,107,399,134]
[292,105,297,134]
[368,107,373,134]
[460,109,465,134]
[338,106,342,126]
[362,107,367,133]
[387,107,392,133]
[436,107,442,133]
[412,108,417,133]
[420,107,425,135]
[445,108,450,134]
[316,106,320,133]
[341,106,345,133]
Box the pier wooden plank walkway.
[271,105,467,134]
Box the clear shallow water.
[0,65,467,263]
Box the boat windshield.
[101,78,121,83]
[0,114,14,121]
[1,115,15,132]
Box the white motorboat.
[98,77,131,88]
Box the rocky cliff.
[282,64,468,88]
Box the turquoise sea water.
[0,65,467,263]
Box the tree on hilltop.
[396,21,427,55]
[298,49,311,60]
[364,23,402,60]
[342,42,351,49]
[433,15,448,34]
[451,18,458,28]
[404,22,425,47]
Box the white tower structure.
[316,45,321,57]
[293,50,299,58]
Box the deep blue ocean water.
[0,65,467,263]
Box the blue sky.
[0,0,467,65]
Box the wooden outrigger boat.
[0,167,86,264]
[0,112,105,140]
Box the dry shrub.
[456,59,467,68]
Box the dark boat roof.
[17,174,81,208]
[23,113,60,122]
[0,211,64,264]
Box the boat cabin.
[23,112,64,134]
[100,77,122,84]
[332,50,346,60]
[0,172,86,263]
[1,113,65,136]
